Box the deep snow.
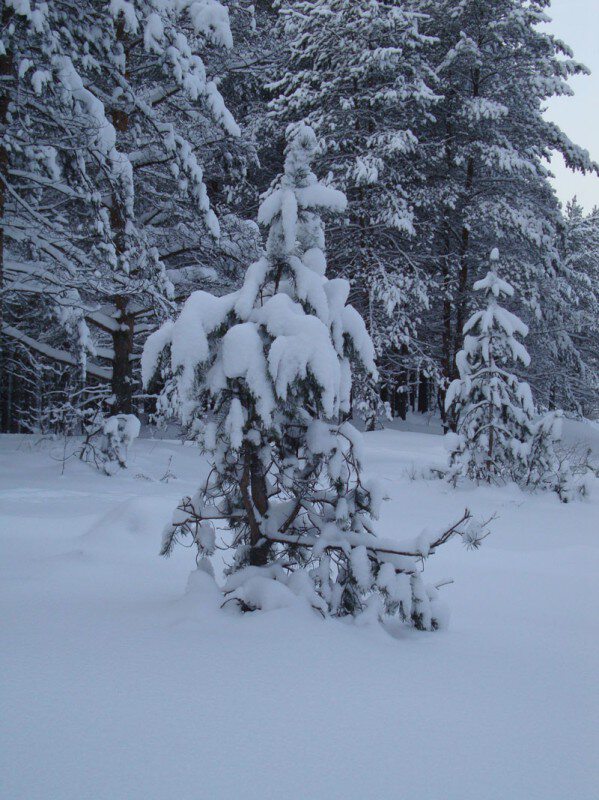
[1,423,598,800]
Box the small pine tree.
[144,124,481,628]
[445,248,572,498]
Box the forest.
[2,0,597,435]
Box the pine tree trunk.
[396,380,407,421]
[111,297,134,414]
[455,154,474,353]
[417,374,429,414]
[454,67,478,372]
[108,14,134,415]
[0,7,13,432]
[440,220,453,424]
[249,450,269,566]
[241,441,270,567]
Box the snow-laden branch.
[2,325,112,381]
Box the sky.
[543,0,599,211]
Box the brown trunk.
[111,296,134,414]
[454,67,479,366]
[112,15,129,132]
[440,66,479,427]
[487,420,495,481]
[108,13,134,414]
[0,7,13,431]
[241,441,270,567]
[249,451,269,566]
[417,374,429,414]
[440,220,453,427]
[396,380,407,421]
[455,154,474,349]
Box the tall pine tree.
[145,124,481,626]
[418,0,599,417]
[1,0,253,429]
[268,0,438,412]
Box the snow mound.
[225,576,303,613]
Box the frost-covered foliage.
[267,0,437,397]
[1,0,255,428]
[100,414,141,474]
[445,249,574,499]
[529,199,599,418]
[416,0,599,411]
[145,125,482,628]
[2,0,597,434]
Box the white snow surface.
[1,423,598,800]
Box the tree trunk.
[108,14,134,415]
[241,441,270,567]
[111,296,134,414]
[417,374,429,414]
[440,229,453,428]
[0,7,13,431]
[455,154,474,353]
[454,67,479,373]
[396,380,407,421]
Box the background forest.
[1,0,598,435]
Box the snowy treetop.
[143,123,376,428]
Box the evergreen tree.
[1,0,253,430]
[267,0,438,407]
[530,199,599,418]
[418,0,599,415]
[145,124,482,626]
[445,248,570,497]
[1,0,138,424]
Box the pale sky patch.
[543,0,599,211]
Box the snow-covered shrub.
[100,414,141,474]
[445,249,575,499]
[522,414,596,502]
[145,124,484,629]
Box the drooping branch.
[263,509,474,559]
[2,323,111,380]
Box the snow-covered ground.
[1,424,598,800]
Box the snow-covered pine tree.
[531,199,599,418]
[1,0,254,431]
[417,0,599,417]
[144,124,483,628]
[445,248,570,497]
[267,0,437,413]
[1,0,134,430]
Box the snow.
[143,12,164,53]
[349,545,372,589]
[224,397,245,450]
[255,293,342,416]
[1,423,597,800]
[226,575,305,612]
[145,289,237,408]
[103,413,141,445]
[221,322,275,423]
[341,304,378,377]
[7,0,33,19]
[187,0,234,49]
[148,121,374,431]
[109,0,139,34]
[140,320,174,388]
